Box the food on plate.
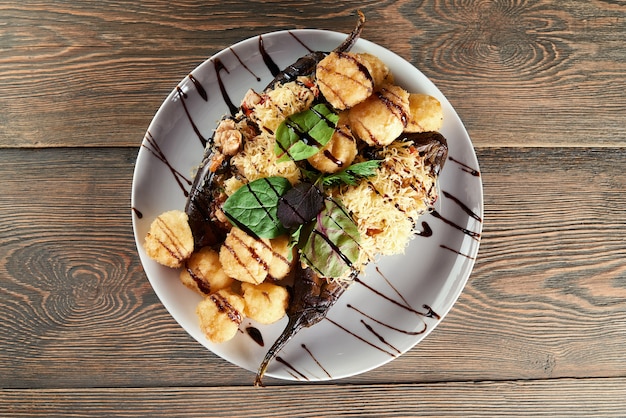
[142,11,448,385]
[196,289,245,343]
[179,246,233,295]
[348,84,410,146]
[405,93,443,133]
[241,282,290,324]
[143,210,194,268]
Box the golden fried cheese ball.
[349,84,410,146]
[143,210,194,268]
[241,282,289,325]
[308,112,358,174]
[219,227,273,284]
[316,52,374,110]
[180,247,234,296]
[268,235,294,280]
[196,289,245,343]
[357,52,392,86]
[405,93,444,133]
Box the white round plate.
[131,29,483,382]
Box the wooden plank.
[1,147,624,389]
[1,1,624,148]
[1,378,626,417]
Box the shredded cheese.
[336,141,436,266]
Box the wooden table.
[2,1,625,416]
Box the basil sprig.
[274,103,339,162]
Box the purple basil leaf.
[277,182,324,229]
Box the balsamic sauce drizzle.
[440,244,476,260]
[246,326,264,346]
[288,31,314,52]
[144,32,487,378]
[302,344,332,378]
[431,210,481,241]
[449,156,481,177]
[142,131,191,196]
[132,207,143,219]
[213,59,238,116]
[175,86,208,148]
[188,74,208,101]
[229,47,262,81]
[442,190,482,222]
[415,221,433,237]
[276,356,309,381]
[259,35,281,77]
[325,317,396,357]
[348,304,427,335]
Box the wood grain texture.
[1,147,624,389]
[1,378,626,417]
[1,0,624,148]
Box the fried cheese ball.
[143,210,194,268]
[241,282,289,325]
[405,93,444,133]
[307,112,358,173]
[179,247,234,296]
[349,84,410,146]
[268,235,294,280]
[219,227,273,284]
[316,52,389,110]
[196,289,245,343]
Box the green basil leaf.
[274,104,339,162]
[321,160,381,187]
[299,198,361,278]
[222,176,292,238]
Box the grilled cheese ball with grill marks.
[196,289,245,343]
[179,246,234,295]
[219,227,274,284]
[316,52,390,110]
[143,210,194,268]
[348,84,410,146]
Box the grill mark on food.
[317,52,373,108]
[186,265,211,294]
[222,238,268,282]
[376,87,408,127]
[153,216,188,263]
[210,293,243,324]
